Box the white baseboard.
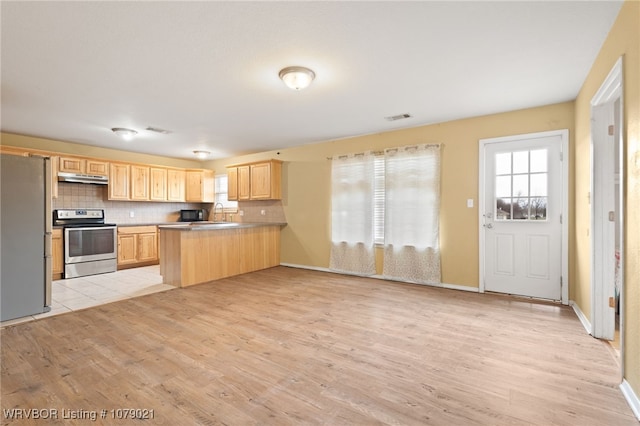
[569,300,592,335]
[279,263,479,293]
[621,380,640,421]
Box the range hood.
[58,172,108,185]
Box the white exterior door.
[480,131,567,301]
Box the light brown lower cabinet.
[52,228,63,280]
[159,225,281,287]
[117,226,158,269]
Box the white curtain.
[383,144,441,284]
[329,153,376,275]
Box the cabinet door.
[117,234,137,265]
[86,160,109,176]
[167,169,185,202]
[109,163,130,200]
[52,229,63,276]
[137,232,158,262]
[186,170,215,202]
[237,166,251,200]
[130,165,150,201]
[185,170,202,202]
[227,167,238,201]
[59,157,85,173]
[250,162,271,199]
[150,167,167,201]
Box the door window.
[495,149,548,221]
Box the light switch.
[467,199,474,208]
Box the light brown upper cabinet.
[86,160,109,176]
[227,160,282,201]
[250,161,282,200]
[109,163,130,200]
[130,165,150,201]
[186,169,215,202]
[227,167,238,201]
[238,165,251,200]
[59,157,108,176]
[150,167,168,201]
[167,169,186,202]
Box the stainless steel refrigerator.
[1,154,52,321]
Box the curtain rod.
[327,143,442,160]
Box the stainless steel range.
[54,209,117,278]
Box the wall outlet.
[239,210,244,216]
[467,199,474,208]
[129,211,135,218]
[260,209,266,216]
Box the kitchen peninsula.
[158,222,283,287]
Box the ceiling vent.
[384,113,412,122]
[146,126,172,134]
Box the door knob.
[484,223,493,229]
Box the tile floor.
[0,265,175,328]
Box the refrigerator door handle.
[44,157,53,310]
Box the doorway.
[479,130,569,303]
[590,57,624,350]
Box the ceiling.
[1,1,623,161]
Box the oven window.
[67,228,115,257]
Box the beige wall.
[573,0,640,399]
[1,132,204,169]
[211,101,575,288]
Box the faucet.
[213,203,224,222]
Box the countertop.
[158,222,286,231]
[54,222,286,230]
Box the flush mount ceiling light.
[193,150,210,159]
[278,66,315,90]
[111,128,137,141]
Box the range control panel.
[54,209,105,220]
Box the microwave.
[180,209,207,222]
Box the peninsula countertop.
[158,221,286,231]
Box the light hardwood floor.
[1,267,636,425]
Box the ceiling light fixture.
[193,150,210,159]
[278,66,315,91]
[111,128,137,141]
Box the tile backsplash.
[233,200,287,223]
[53,182,287,225]
[53,182,206,224]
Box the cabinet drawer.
[118,225,157,234]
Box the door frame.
[590,57,624,348]
[478,129,569,305]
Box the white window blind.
[373,153,385,245]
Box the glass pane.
[495,176,511,198]
[530,197,547,220]
[495,153,511,175]
[513,174,529,197]
[513,151,529,174]
[513,198,529,220]
[496,198,511,220]
[530,173,547,196]
[530,149,547,173]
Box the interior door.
[481,133,564,300]
[591,101,618,340]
